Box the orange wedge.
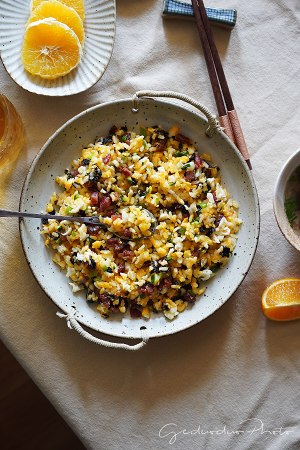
[31,0,85,20]
[28,0,84,44]
[262,278,300,321]
[22,18,82,79]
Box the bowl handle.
[56,310,149,351]
[133,90,221,137]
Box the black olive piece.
[88,166,102,183]
[199,226,215,236]
[70,254,78,264]
[221,247,231,257]
[181,284,192,292]
[89,257,96,269]
[151,261,160,273]
[102,135,113,144]
[106,267,113,273]
[81,158,91,166]
[42,210,55,224]
[122,298,129,308]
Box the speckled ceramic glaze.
[20,96,260,339]
[274,148,300,252]
[0,0,115,96]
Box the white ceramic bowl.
[0,0,115,96]
[19,92,260,341]
[274,148,300,252]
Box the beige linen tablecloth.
[1,1,300,449]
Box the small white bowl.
[274,148,300,252]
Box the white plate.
[0,0,115,96]
[20,94,260,339]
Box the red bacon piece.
[90,192,99,206]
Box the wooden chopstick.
[190,0,234,143]
[191,0,252,169]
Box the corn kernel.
[46,203,53,213]
[157,247,168,257]
[92,241,101,249]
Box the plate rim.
[19,96,261,339]
[0,0,116,96]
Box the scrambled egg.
[42,125,241,320]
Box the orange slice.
[22,18,82,79]
[28,0,84,44]
[262,278,300,321]
[31,0,85,20]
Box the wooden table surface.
[0,340,85,450]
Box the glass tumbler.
[0,94,25,167]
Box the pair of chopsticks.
[191,0,252,169]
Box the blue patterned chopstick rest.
[162,0,237,28]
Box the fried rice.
[42,125,242,320]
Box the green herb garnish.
[174,150,189,157]
[178,226,186,235]
[182,163,191,170]
[198,202,207,209]
[285,197,297,226]
[151,273,161,285]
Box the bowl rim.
[273,147,300,252]
[19,96,260,339]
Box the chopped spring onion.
[151,273,161,285]
[174,150,189,157]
